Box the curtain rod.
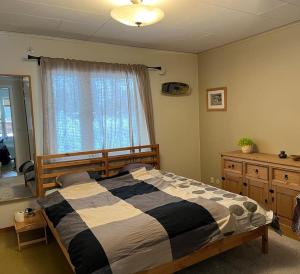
[27,55,162,70]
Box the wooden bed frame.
[36,144,269,274]
[36,144,160,197]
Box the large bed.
[36,145,273,274]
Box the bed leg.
[262,225,268,254]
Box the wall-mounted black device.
[161,82,190,96]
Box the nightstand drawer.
[246,164,268,180]
[224,160,242,174]
[273,169,300,186]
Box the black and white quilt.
[39,168,273,274]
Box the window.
[41,59,154,154]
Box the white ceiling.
[0,0,300,53]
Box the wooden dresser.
[221,151,300,239]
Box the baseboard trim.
[0,226,14,232]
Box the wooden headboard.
[36,144,160,197]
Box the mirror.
[0,75,36,202]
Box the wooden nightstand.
[14,210,48,251]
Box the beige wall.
[0,31,200,179]
[0,199,37,229]
[0,31,200,228]
[198,22,300,184]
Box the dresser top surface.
[222,150,300,168]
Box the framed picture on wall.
[207,87,227,111]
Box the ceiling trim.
[197,19,300,55]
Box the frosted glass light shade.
[111,4,164,27]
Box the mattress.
[38,168,273,274]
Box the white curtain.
[40,57,155,154]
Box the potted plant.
[238,137,254,154]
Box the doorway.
[0,75,36,202]
[0,87,17,177]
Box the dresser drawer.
[246,164,268,180]
[224,160,242,174]
[273,169,300,186]
[223,172,243,195]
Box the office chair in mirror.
[0,75,36,202]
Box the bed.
[36,145,273,274]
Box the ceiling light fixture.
[111,0,164,27]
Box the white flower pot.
[241,145,253,154]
